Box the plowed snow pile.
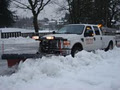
[0,48,120,90]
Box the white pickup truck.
[39,24,115,57]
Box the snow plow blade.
[1,54,42,67]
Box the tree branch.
[37,0,51,15]
[14,3,31,10]
[13,0,32,10]
[33,0,38,8]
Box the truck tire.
[71,47,82,57]
[105,42,113,51]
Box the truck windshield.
[57,25,85,34]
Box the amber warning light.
[63,41,70,46]
[98,24,103,28]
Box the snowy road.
[0,37,120,90]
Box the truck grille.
[40,39,59,53]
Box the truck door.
[93,26,102,50]
[84,26,95,51]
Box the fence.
[1,32,21,38]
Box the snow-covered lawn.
[0,37,120,90]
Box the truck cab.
[39,24,115,57]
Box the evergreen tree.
[94,0,120,27]
[0,0,14,27]
[109,0,120,27]
[66,0,120,27]
[93,0,110,26]
[79,0,94,23]
[69,0,81,23]
[66,0,95,24]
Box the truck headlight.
[63,41,70,46]
[32,36,39,40]
[46,36,55,40]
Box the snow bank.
[0,48,120,90]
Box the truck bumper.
[40,48,71,56]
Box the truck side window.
[93,26,100,35]
[84,26,94,37]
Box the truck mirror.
[53,31,55,34]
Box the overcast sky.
[11,0,66,20]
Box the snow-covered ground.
[0,37,120,90]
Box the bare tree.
[53,0,68,12]
[13,0,51,34]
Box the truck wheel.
[71,47,82,57]
[105,42,113,51]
